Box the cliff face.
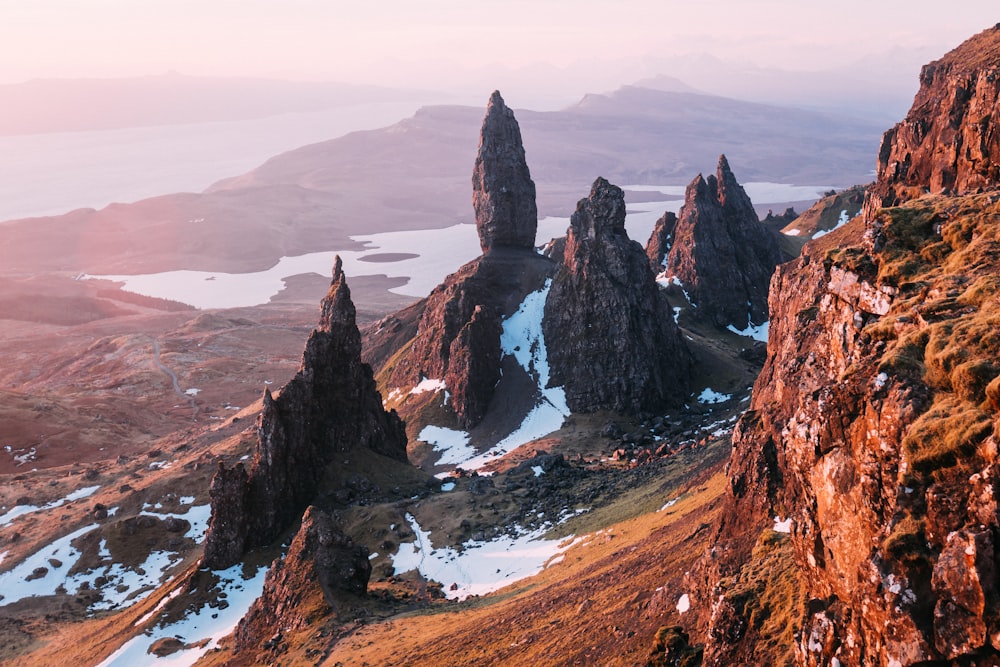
[544,178,691,413]
[868,24,1000,216]
[377,91,552,431]
[692,25,1000,666]
[652,155,783,329]
[202,258,407,569]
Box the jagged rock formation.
[373,92,553,431]
[645,211,677,273]
[690,25,1000,666]
[867,24,1000,216]
[544,178,691,413]
[651,155,782,329]
[202,258,407,569]
[473,90,538,252]
[234,506,371,653]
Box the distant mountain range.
[0,72,436,135]
[0,84,884,277]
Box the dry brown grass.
[318,472,728,667]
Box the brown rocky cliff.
[543,177,691,413]
[202,258,407,570]
[867,24,1000,216]
[653,155,783,329]
[689,25,1000,666]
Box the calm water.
[0,101,422,221]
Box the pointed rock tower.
[373,91,553,434]
[202,258,407,570]
[544,178,691,413]
[472,90,538,252]
[654,155,782,329]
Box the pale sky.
[0,2,996,107]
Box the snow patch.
[812,209,852,239]
[0,485,101,527]
[184,387,200,396]
[440,482,456,492]
[417,425,475,466]
[784,228,800,236]
[392,512,581,601]
[659,498,679,512]
[410,377,447,395]
[696,388,731,405]
[96,562,268,667]
[727,320,769,342]
[773,516,793,533]
[676,593,691,614]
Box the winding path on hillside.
[152,339,199,419]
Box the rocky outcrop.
[690,26,1000,665]
[654,155,782,329]
[645,210,677,273]
[473,90,538,252]
[544,178,691,413]
[375,92,553,431]
[867,24,1000,217]
[234,506,371,653]
[202,258,407,569]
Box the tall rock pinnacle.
[472,90,538,252]
[656,155,782,329]
[544,177,691,413]
[202,258,407,570]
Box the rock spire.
[202,258,407,570]
[544,177,691,413]
[655,155,782,329]
[472,90,538,252]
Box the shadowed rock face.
[473,90,538,252]
[645,210,677,273]
[379,92,553,431]
[544,177,691,413]
[655,155,782,329]
[202,258,407,570]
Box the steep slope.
[686,24,1000,666]
[649,155,783,329]
[544,177,691,413]
[202,257,408,569]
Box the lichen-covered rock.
[658,155,782,329]
[544,177,691,413]
[202,258,407,569]
[473,90,538,252]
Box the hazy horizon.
[1,3,997,117]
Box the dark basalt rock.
[656,155,782,329]
[202,258,407,570]
[473,90,538,252]
[379,248,553,430]
[544,177,691,413]
[376,92,553,431]
[645,210,677,273]
[234,506,370,653]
